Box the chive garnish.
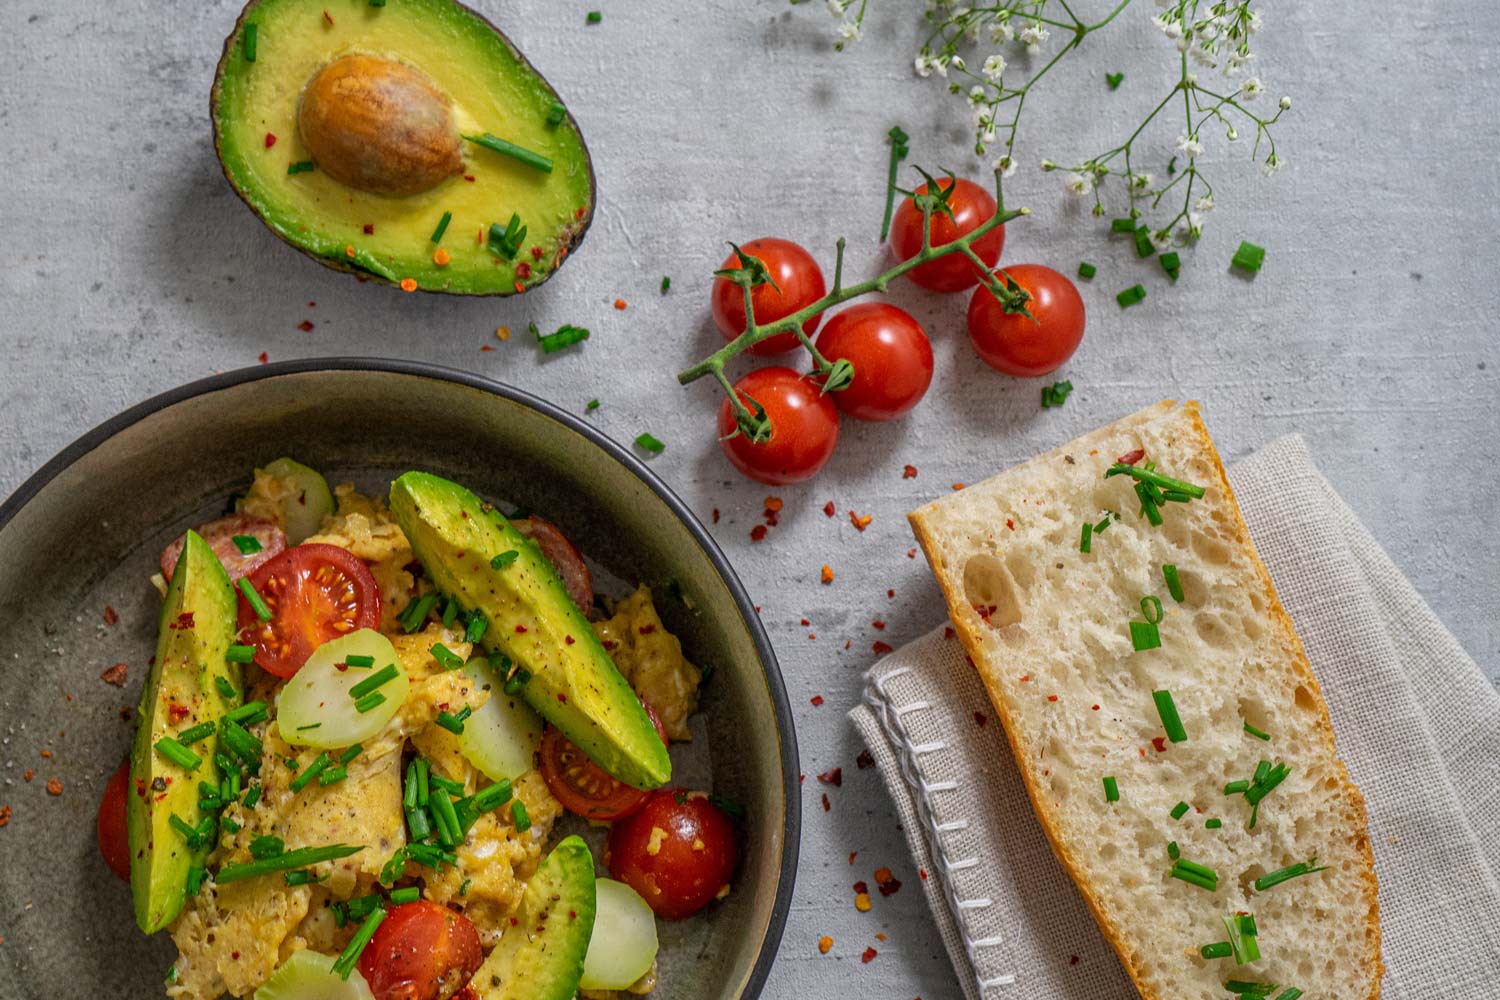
[635,432,666,454]
[177,722,216,746]
[1273,989,1304,1000]
[474,778,513,812]
[502,667,532,696]
[545,101,566,126]
[1079,522,1093,553]
[225,700,269,726]
[1170,801,1190,820]
[1163,564,1184,602]
[430,787,462,847]
[511,799,531,832]
[389,886,420,904]
[586,10,602,23]
[1160,251,1181,280]
[1110,217,1136,233]
[338,744,363,765]
[531,322,590,353]
[1199,942,1233,959]
[1224,912,1261,963]
[463,133,553,173]
[216,843,362,885]
[430,643,464,671]
[169,813,201,844]
[430,210,453,244]
[1253,859,1326,892]
[1152,688,1187,742]
[1244,722,1271,741]
[1135,482,1163,525]
[1232,240,1266,274]
[1130,620,1161,650]
[1094,511,1115,533]
[333,907,386,981]
[1116,284,1146,308]
[295,722,321,731]
[355,691,387,714]
[350,664,398,699]
[1225,982,1278,998]
[345,894,383,922]
[429,771,464,796]
[398,593,438,632]
[231,535,263,555]
[318,766,348,787]
[1104,462,1207,499]
[243,23,258,61]
[225,644,256,664]
[1167,840,1180,859]
[1106,71,1124,90]
[1133,225,1155,258]
[441,598,459,629]
[344,654,375,668]
[1041,380,1073,409]
[415,759,430,806]
[284,869,327,886]
[464,611,487,644]
[1078,261,1097,279]
[660,275,672,293]
[406,806,432,840]
[250,834,284,859]
[1224,780,1250,795]
[1169,857,1219,891]
[290,753,331,793]
[286,161,316,175]
[1244,762,1290,806]
[586,398,601,412]
[215,675,239,699]
[436,706,473,735]
[155,737,201,772]
[187,866,207,894]
[238,578,272,620]
[1102,776,1119,802]
[1205,817,1222,829]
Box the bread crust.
[908,401,1382,1000]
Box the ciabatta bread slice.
[909,401,1380,1000]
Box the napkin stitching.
[864,669,1018,992]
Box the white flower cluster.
[826,0,863,49]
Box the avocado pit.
[297,54,464,197]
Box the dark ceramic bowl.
[0,359,798,999]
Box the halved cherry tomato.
[357,900,482,1000]
[717,367,840,486]
[97,758,131,882]
[513,516,593,614]
[607,789,740,920]
[160,514,286,583]
[710,238,827,356]
[966,264,1086,377]
[540,704,668,820]
[813,302,933,421]
[889,177,1005,293]
[237,544,381,679]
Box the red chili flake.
[167,703,190,723]
[810,695,824,707]
[514,624,528,634]
[800,618,811,627]
[23,770,33,782]
[808,633,816,640]
[853,880,868,894]
[464,174,476,183]
[973,712,987,727]
[1091,704,1100,711]
[0,805,10,827]
[848,851,858,864]
[1006,518,1015,530]
[169,611,195,631]
[875,867,902,896]
[564,635,575,645]
[46,778,62,796]
[875,932,887,941]
[575,206,587,220]
[952,483,966,491]
[749,525,768,542]
[103,605,119,625]
[943,626,955,640]
[1047,694,1059,703]
[1139,747,1147,757]
[821,793,831,812]
[120,706,132,721]
[861,947,877,964]
[764,496,785,513]
[516,261,533,279]
[820,565,834,585]
[231,950,241,961]
[264,132,277,149]
[322,9,334,24]
[843,640,851,649]
[308,301,316,307]
[557,693,567,703]
[1117,448,1145,466]
[100,663,128,687]
[530,246,543,260]
[257,352,269,363]
[1151,736,1167,753]
[1019,674,1030,683]
[817,768,842,787]
[480,345,494,352]
[614,298,628,310]
[297,320,315,333]
[872,641,893,655]
[856,749,874,769]
[1070,954,1081,965]
[822,501,835,518]
[886,588,895,598]
[362,223,375,235]
[849,511,872,532]
[871,620,886,630]
[514,280,525,293]
[919,868,928,881]
[903,465,918,478]
[638,624,656,635]
[907,548,917,559]
[712,508,720,524]
[799,774,805,784]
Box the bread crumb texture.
[910,401,1381,1000]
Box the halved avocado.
[210,0,594,295]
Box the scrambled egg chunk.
[303,484,417,632]
[593,586,701,741]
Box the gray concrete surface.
[1,1,1495,996]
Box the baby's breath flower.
[1019,22,1049,47]
[1239,76,1265,100]
[1279,95,1292,110]
[914,51,935,78]
[1130,172,1154,191]
[968,85,987,104]
[1194,195,1216,213]
[1040,159,1058,172]
[1064,172,1091,196]
[994,155,1018,178]
[1149,229,1173,251]
[1190,42,1217,68]
[1176,133,1204,158]
[949,55,966,71]
[990,20,1015,43]
[1261,152,1284,175]
[826,0,850,15]
[837,20,862,44]
[982,54,1007,81]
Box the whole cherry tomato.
[966,264,1086,377]
[237,544,382,679]
[889,177,1005,293]
[357,900,483,1000]
[813,303,933,421]
[97,758,131,882]
[607,789,740,920]
[716,367,839,485]
[710,238,827,355]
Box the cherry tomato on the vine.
[710,238,827,356]
[716,367,839,485]
[607,789,741,920]
[966,264,1086,377]
[97,758,131,882]
[813,303,933,421]
[889,177,1004,293]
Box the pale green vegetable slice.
[277,630,407,748]
[457,656,545,782]
[254,949,376,1000]
[579,878,659,991]
[256,457,335,544]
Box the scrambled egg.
[593,587,701,741]
[303,484,417,632]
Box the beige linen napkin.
[850,435,1500,1000]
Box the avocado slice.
[389,472,671,790]
[210,0,594,295]
[127,530,241,933]
[472,834,597,1000]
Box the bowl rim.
[0,356,800,1000]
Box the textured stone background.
[0,1,1495,997]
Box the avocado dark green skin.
[389,472,671,791]
[207,0,595,296]
[127,530,241,933]
[471,834,597,1000]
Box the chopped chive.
[1110,217,1136,234]
[238,577,272,620]
[1244,722,1271,741]
[1102,776,1119,802]
[389,886,420,904]
[1205,818,1223,829]
[1141,595,1164,624]
[1170,801,1190,820]
[1170,857,1219,888]
[1169,866,1219,892]
[284,868,327,886]
[177,722,216,746]
[1093,512,1114,533]
[1232,240,1266,274]
[487,213,529,260]
[290,753,331,793]
[1116,284,1147,308]
[1225,982,1277,998]
[1104,462,1207,499]
[429,771,464,796]
[187,865,207,895]
[318,766,348,787]
[1224,780,1250,795]
[1244,762,1290,805]
[490,550,519,569]
[350,664,399,699]
[415,759,429,807]
[436,710,468,735]
[429,644,464,671]
[1253,859,1326,892]
[226,700,269,726]
[1224,912,1261,963]
[221,816,241,834]
[250,835,285,859]
[474,778,513,812]
[441,598,459,628]
[1133,225,1155,258]
[243,23,258,61]
[464,611,488,644]
[586,10,602,23]
[1200,942,1233,959]
[1152,689,1187,742]
[1041,380,1073,409]
[531,321,590,353]
[430,210,453,244]
[1080,522,1093,553]
[1160,251,1181,279]
[510,799,531,832]
[1161,489,1194,503]
[295,722,322,731]
[344,653,375,668]
[406,806,431,840]
[215,675,239,699]
[635,432,666,454]
[586,399,601,412]
[403,762,420,811]
[463,133,553,173]
[399,593,439,633]
[169,813,201,845]
[243,784,262,809]
[216,843,363,885]
[231,534,263,555]
[338,744,363,766]
[660,275,671,293]
[355,691,387,714]
[225,644,256,664]
[459,878,472,896]
[286,161,316,175]
[1129,620,1161,650]
[545,101,566,126]
[1106,71,1124,90]
[502,667,532,696]
[333,907,387,981]
[1254,760,1271,785]
[1135,482,1163,525]
[430,787,462,847]
[1273,989,1304,1000]
[155,737,202,772]
[346,895,383,922]
[1163,564,1184,602]
[1167,840,1181,860]
[1078,261,1097,279]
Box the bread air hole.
[963,553,1022,629]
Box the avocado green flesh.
[472,834,597,1000]
[127,531,241,933]
[389,472,671,790]
[211,0,593,295]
